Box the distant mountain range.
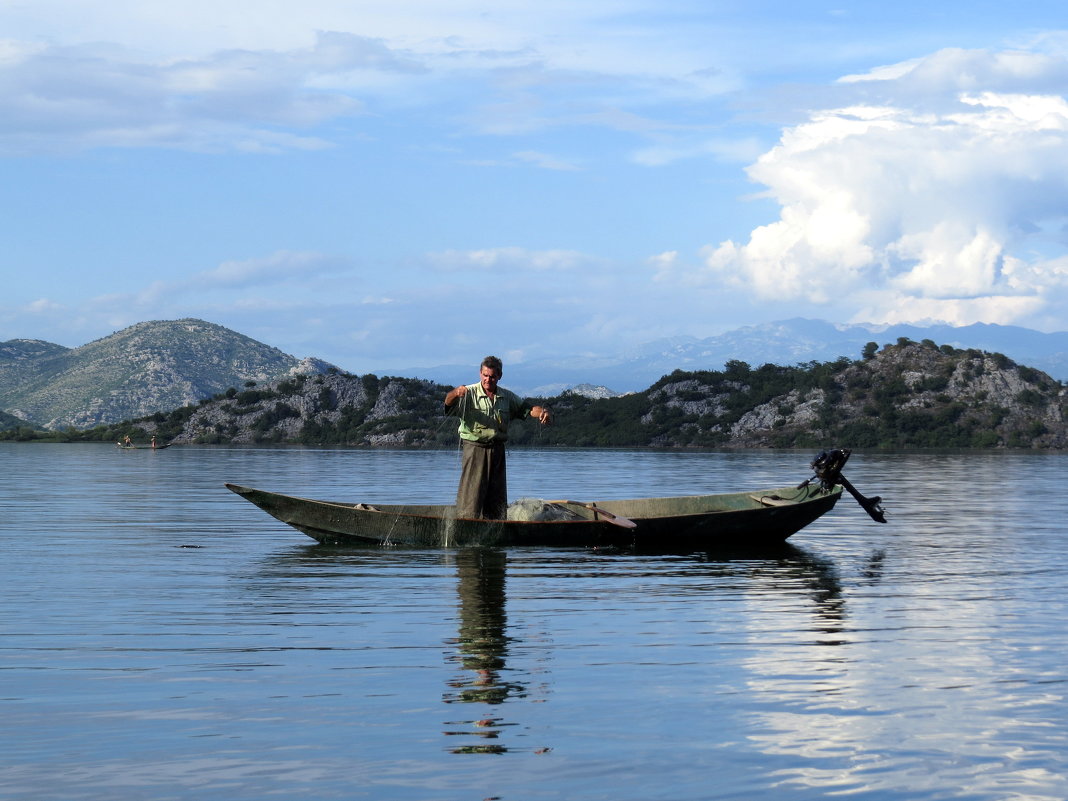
[19,338,1067,451]
[386,319,1068,395]
[3,316,1067,431]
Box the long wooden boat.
[225,480,845,550]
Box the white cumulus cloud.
[701,47,1068,330]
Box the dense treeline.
[3,338,1066,449]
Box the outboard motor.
[805,448,887,524]
[811,448,852,490]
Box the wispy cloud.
[0,2,745,156]
[194,251,353,289]
[426,247,595,272]
[512,150,582,171]
[0,33,423,154]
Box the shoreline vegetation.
[4,338,1068,450]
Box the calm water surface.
[2,443,1067,800]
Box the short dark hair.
[481,355,503,375]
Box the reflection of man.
[444,355,551,519]
[443,549,530,753]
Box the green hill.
[0,319,335,430]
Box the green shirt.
[450,383,533,443]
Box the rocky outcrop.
[563,383,624,400]
[650,343,1068,449]
[157,372,451,447]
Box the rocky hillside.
[0,339,69,362]
[178,372,449,447]
[85,372,449,447]
[42,338,1068,450]
[0,319,336,430]
[622,341,1068,449]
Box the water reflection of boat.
[692,543,846,624]
[251,543,856,758]
[437,545,852,754]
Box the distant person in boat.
[151,436,157,449]
[123,435,132,447]
[444,355,552,519]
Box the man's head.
[479,355,503,394]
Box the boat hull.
[225,482,843,550]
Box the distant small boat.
[116,442,171,450]
[225,449,883,550]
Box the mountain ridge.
[385,319,1068,395]
[0,319,337,430]
[13,338,1066,450]
[4,316,1068,432]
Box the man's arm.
[529,405,552,425]
[444,385,468,407]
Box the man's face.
[480,366,501,394]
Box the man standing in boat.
[444,355,552,519]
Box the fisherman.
[444,355,551,519]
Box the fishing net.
[506,498,585,522]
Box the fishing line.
[403,382,467,454]
[453,390,468,466]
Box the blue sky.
[3,1,1068,374]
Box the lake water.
[2,443,1067,801]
